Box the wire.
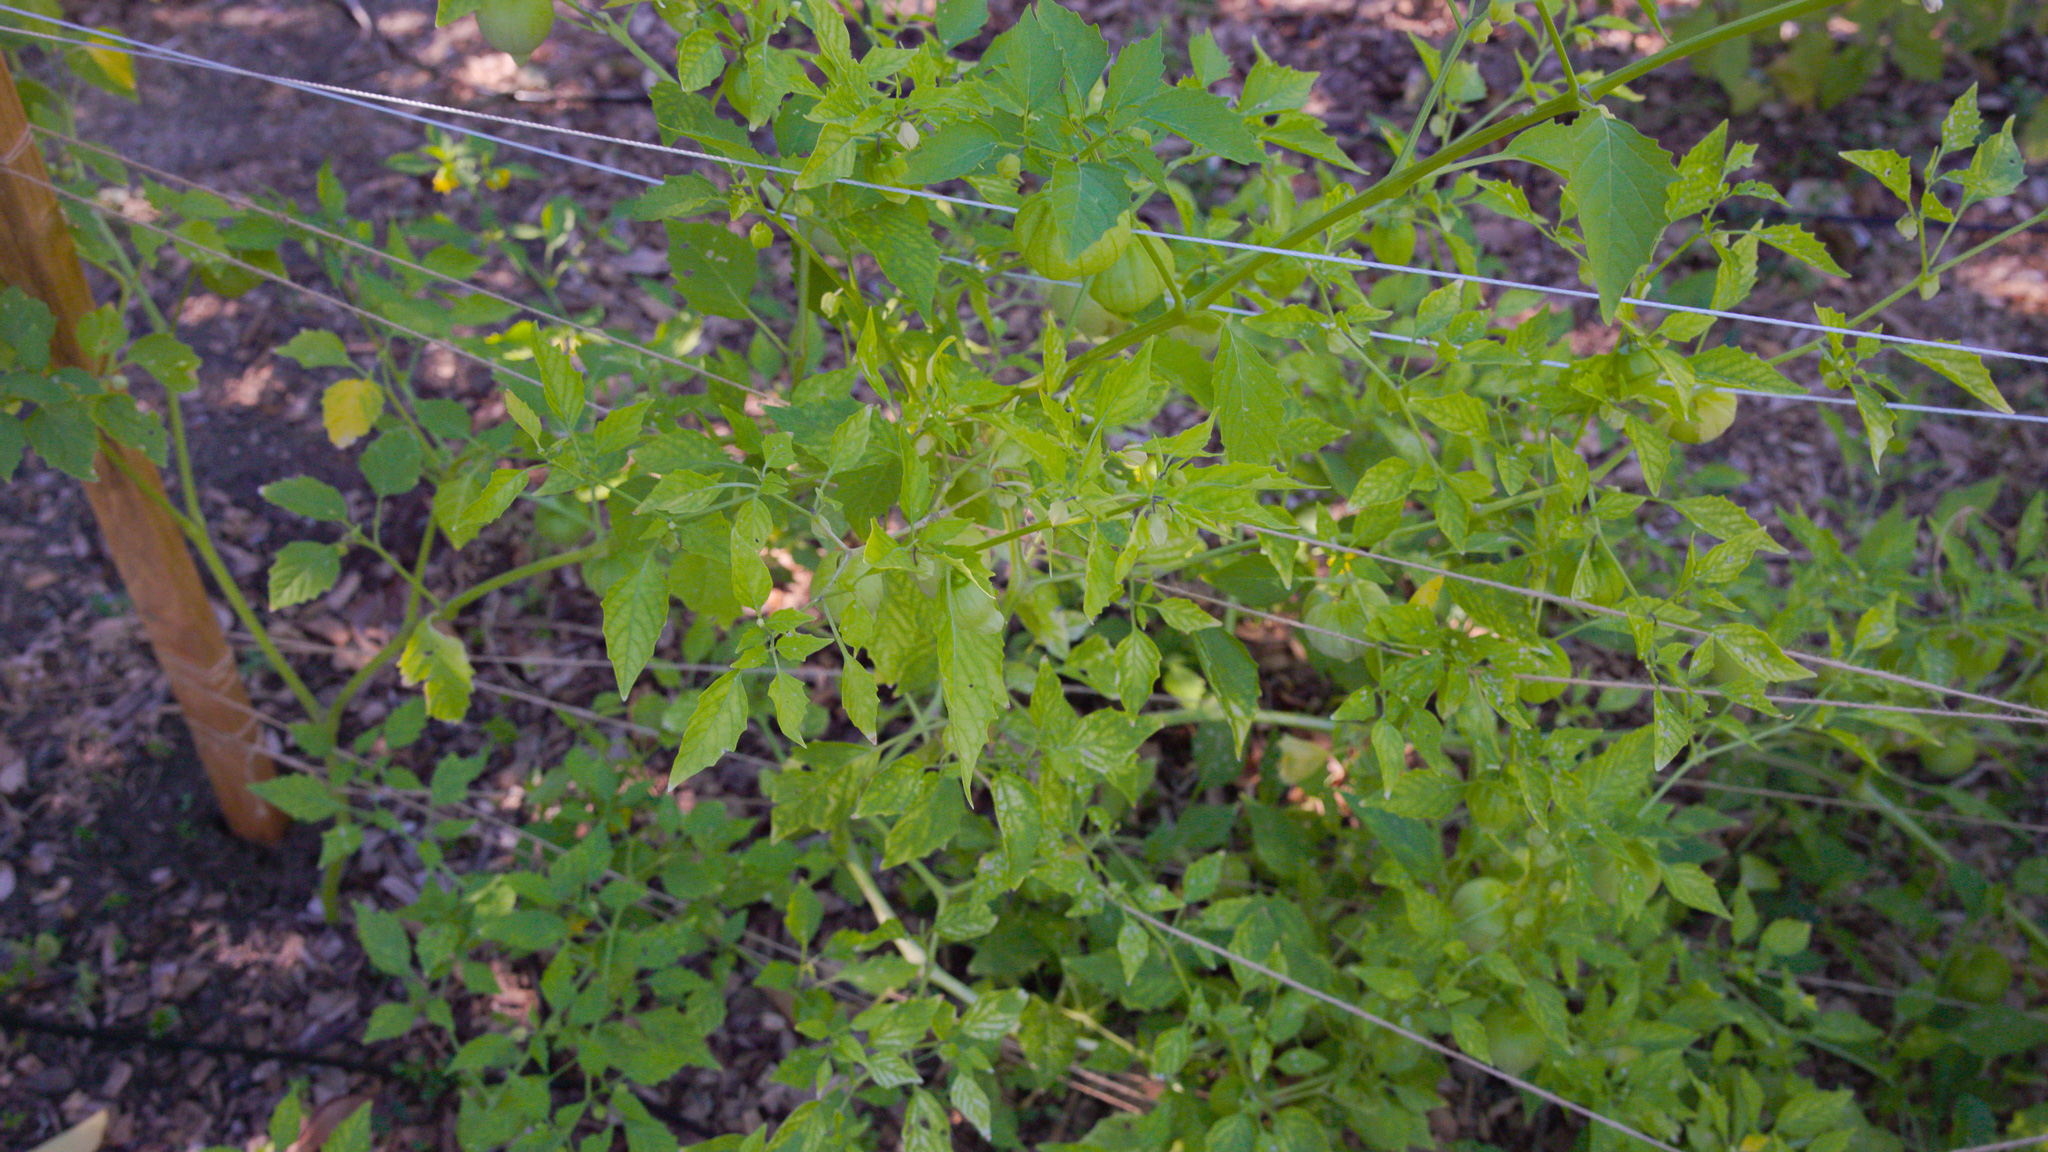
[34,124,756,399]
[1249,524,2048,724]
[19,168,551,395]
[1117,902,1687,1152]
[9,12,2048,380]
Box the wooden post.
[1,57,285,843]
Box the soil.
[2,0,2044,1148]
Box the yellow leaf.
[1410,573,1445,609]
[321,378,384,448]
[29,1110,107,1152]
[84,31,135,96]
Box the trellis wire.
[1249,524,2048,724]
[11,20,2045,1148]
[33,124,754,399]
[107,572,2048,1147]
[9,11,2048,390]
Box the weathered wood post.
[1,56,285,843]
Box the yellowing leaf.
[322,378,384,448]
[399,624,474,722]
[1410,574,1445,608]
[84,33,135,96]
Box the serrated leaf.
[275,328,352,368]
[1566,114,1675,321]
[1899,345,2010,414]
[321,378,384,448]
[950,1073,993,1140]
[1659,860,1731,919]
[354,902,414,976]
[261,475,348,522]
[1940,83,1983,154]
[1755,224,1847,277]
[250,773,345,820]
[861,199,940,315]
[1670,495,1768,542]
[1840,148,1910,204]
[1712,623,1813,682]
[841,660,879,739]
[769,673,811,744]
[602,549,669,695]
[399,624,474,721]
[938,576,1006,769]
[127,332,200,395]
[903,121,1002,184]
[670,672,749,786]
[1154,596,1218,632]
[1853,594,1898,653]
[1215,329,1281,465]
[269,540,341,609]
[1143,86,1265,163]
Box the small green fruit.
[476,0,554,62]
[1451,877,1511,954]
[1922,736,1979,778]
[1481,1006,1544,1075]
[1089,234,1172,316]
[1015,196,1131,281]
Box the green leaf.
[933,0,986,49]
[1659,860,1731,919]
[1852,593,1898,653]
[438,467,527,549]
[261,475,348,522]
[664,221,760,319]
[1154,597,1218,633]
[1840,148,1910,204]
[1143,87,1266,164]
[601,549,669,695]
[1215,329,1281,465]
[674,27,725,90]
[399,625,475,721]
[1759,918,1811,957]
[1754,224,1847,277]
[950,1072,993,1141]
[128,332,201,394]
[903,121,1002,184]
[1689,345,1801,396]
[670,672,749,786]
[362,1002,416,1043]
[1410,392,1487,438]
[269,540,342,609]
[1899,345,2010,414]
[275,328,352,369]
[1939,83,1983,154]
[1258,110,1362,172]
[354,902,414,976]
[860,199,940,315]
[902,1090,949,1152]
[1564,113,1675,320]
[1670,495,1767,542]
[250,774,345,820]
[841,660,879,739]
[1239,51,1314,115]
[359,430,422,497]
[1960,120,2024,201]
[769,673,811,744]
[1191,627,1259,752]
[0,415,22,481]
[938,575,1006,769]
[1040,161,1130,269]
[1712,623,1812,683]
